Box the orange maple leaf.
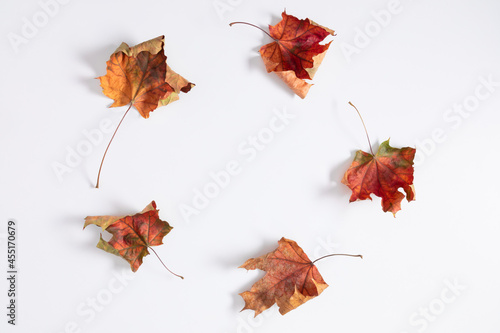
[95,36,194,188]
[231,11,335,98]
[84,201,182,278]
[240,238,362,316]
[342,103,416,216]
[98,35,194,118]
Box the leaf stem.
[312,253,363,265]
[229,21,275,40]
[95,103,133,188]
[348,101,374,156]
[148,246,184,279]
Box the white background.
[1,0,500,332]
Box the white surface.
[1,0,500,332]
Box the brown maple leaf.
[95,35,194,188]
[240,237,361,316]
[342,102,416,216]
[84,201,182,278]
[230,11,335,98]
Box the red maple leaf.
[259,11,334,80]
[230,11,335,98]
[342,102,416,215]
[84,201,182,277]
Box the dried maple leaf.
[99,35,194,118]
[342,102,416,216]
[84,201,183,278]
[95,35,194,188]
[240,237,361,316]
[230,11,335,98]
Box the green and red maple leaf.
[342,139,416,216]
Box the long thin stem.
[312,253,363,265]
[148,246,184,279]
[229,21,275,40]
[95,103,133,188]
[348,101,374,155]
